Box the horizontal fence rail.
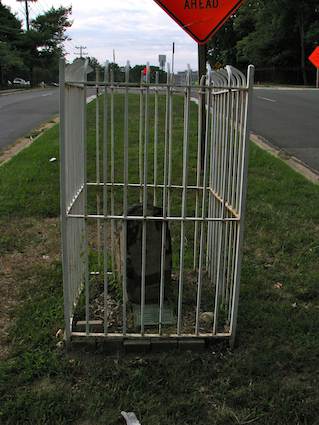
[59,58,254,348]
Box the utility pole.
[75,46,87,58]
[17,0,37,31]
[198,44,207,171]
[171,42,175,76]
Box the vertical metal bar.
[209,83,221,279]
[122,61,130,336]
[195,72,212,334]
[225,84,236,308]
[193,75,206,270]
[141,63,150,336]
[228,83,241,321]
[59,59,71,342]
[159,64,171,335]
[110,70,115,270]
[213,83,229,335]
[209,84,218,271]
[209,85,219,281]
[231,84,240,210]
[177,67,191,335]
[221,85,232,305]
[236,89,246,213]
[153,71,159,205]
[167,72,173,217]
[103,62,109,335]
[139,70,144,203]
[96,68,101,266]
[230,65,255,347]
[82,64,90,336]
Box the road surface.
[0,88,59,150]
[1,87,319,173]
[252,88,319,172]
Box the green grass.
[0,94,319,425]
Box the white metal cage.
[59,58,254,348]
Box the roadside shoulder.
[251,132,319,185]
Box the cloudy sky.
[3,0,198,71]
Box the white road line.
[258,96,277,103]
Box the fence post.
[59,58,71,344]
[229,65,255,348]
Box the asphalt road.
[1,87,319,173]
[252,88,319,172]
[0,88,59,150]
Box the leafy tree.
[130,65,167,83]
[0,3,24,86]
[0,42,25,86]
[0,3,72,86]
[207,0,319,84]
[22,6,72,84]
[0,2,21,45]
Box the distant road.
[0,88,59,150]
[1,86,319,173]
[252,88,319,173]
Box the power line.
[42,0,52,11]
[16,0,38,31]
[31,2,44,15]
[75,45,87,58]
[28,3,41,19]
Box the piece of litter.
[49,157,57,162]
[42,255,50,260]
[200,312,214,323]
[274,282,283,289]
[56,329,63,339]
[292,303,297,309]
[121,411,141,425]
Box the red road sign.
[153,0,244,44]
[309,47,319,69]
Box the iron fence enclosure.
[59,59,254,348]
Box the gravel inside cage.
[73,271,230,334]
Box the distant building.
[175,70,198,85]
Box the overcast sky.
[3,0,198,71]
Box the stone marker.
[115,204,172,304]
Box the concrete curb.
[0,94,97,167]
[0,89,24,96]
[190,96,318,185]
[254,86,318,91]
[0,117,59,167]
[0,87,58,97]
[251,133,319,185]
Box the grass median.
[0,95,318,425]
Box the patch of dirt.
[0,217,60,359]
[0,117,59,166]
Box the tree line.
[207,0,319,85]
[1,1,318,87]
[0,3,71,87]
[86,59,167,83]
[0,3,167,87]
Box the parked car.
[13,78,30,86]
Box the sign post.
[309,47,319,88]
[153,0,245,167]
[198,43,207,170]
